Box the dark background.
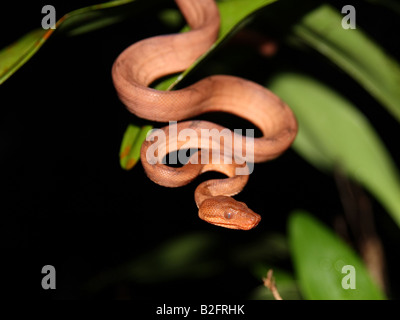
[1,0,399,299]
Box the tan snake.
[112,0,297,230]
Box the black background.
[1,0,399,300]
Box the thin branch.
[263,269,283,300]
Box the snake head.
[198,196,261,230]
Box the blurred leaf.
[158,8,184,29]
[0,0,160,84]
[85,232,221,292]
[155,0,278,90]
[119,124,152,170]
[269,72,400,228]
[293,4,400,122]
[231,233,289,266]
[288,211,385,300]
[123,232,221,283]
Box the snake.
[112,0,298,230]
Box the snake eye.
[224,211,234,219]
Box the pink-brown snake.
[112,0,297,230]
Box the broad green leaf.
[293,4,400,122]
[289,211,385,300]
[269,72,400,228]
[155,0,278,90]
[119,124,152,170]
[0,0,157,84]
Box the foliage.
[2,0,399,299]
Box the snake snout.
[236,209,261,230]
[246,211,261,229]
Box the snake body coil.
[112,0,297,230]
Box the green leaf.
[268,72,400,229]
[0,28,48,84]
[293,4,400,122]
[119,124,152,170]
[288,211,385,300]
[155,0,278,90]
[57,0,146,36]
[0,0,158,84]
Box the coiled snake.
[112,0,297,230]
